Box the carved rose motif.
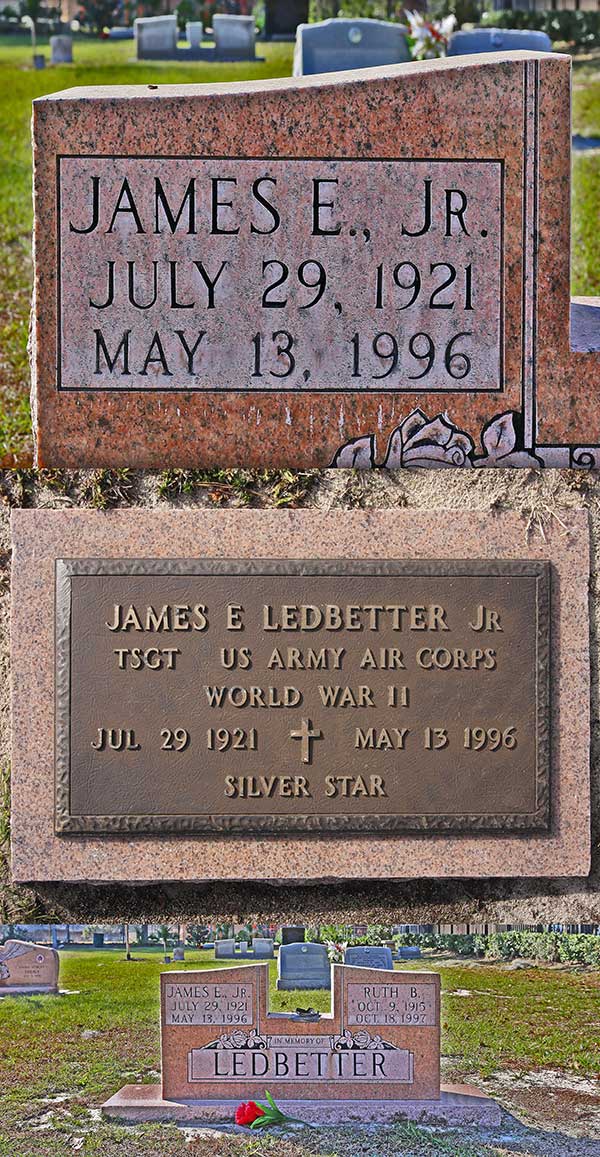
[331,409,542,470]
[332,1028,384,1051]
[473,412,541,468]
[217,1028,267,1050]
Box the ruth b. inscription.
[347,982,437,1027]
[57,157,503,392]
[54,557,549,835]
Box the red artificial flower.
[235,1100,266,1128]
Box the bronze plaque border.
[55,558,550,836]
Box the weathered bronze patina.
[55,558,550,834]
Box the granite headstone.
[345,945,394,970]
[0,940,59,995]
[277,942,331,990]
[294,17,409,76]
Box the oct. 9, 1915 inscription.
[57,157,502,393]
[54,558,549,835]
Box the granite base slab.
[0,985,58,996]
[102,1083,501,1127]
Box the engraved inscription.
[164,982,253,1026]
[55,558,550,834]
[58,157,503,392]
[347,982,437,1027]
[188,1032,414,1082]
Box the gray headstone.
[281,926,305,945]
[214,938,235,959]
[213,14,256,61]
[293,18,409,78]
[397,945,422,959]
[344,945,394,970]
[447,28,552,56]
[186,21,203,49]
[108,26,134,39]
[252,937,274,958]
[172,947,185,961]
[50,36,73,64]
[276,942,331,990]
[134,15,178,60]
[264,0,309,40]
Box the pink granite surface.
[10,509,590,882]
[30,51,599,469]
[101,1082,502,1126]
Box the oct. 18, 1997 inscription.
[54,557,549,836]
[57,156,503,393]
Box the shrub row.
[310,926,600,965]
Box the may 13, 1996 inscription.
[55,557,549,836]
[57,157,502,392]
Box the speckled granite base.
[101,1083,502,1127]
[10,509,590,882]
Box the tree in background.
[78,0,118,32]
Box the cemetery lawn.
[0,42,599,464]
[0,949,598,1156]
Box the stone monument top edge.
[32,48,567,106]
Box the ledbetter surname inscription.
[55,558,549,835]
[57,158,502,392]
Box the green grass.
[0,948,598,1156]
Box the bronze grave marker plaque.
[55,557,549,835]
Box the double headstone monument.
[277,943,331,990]
[293,18,410,76]
[0,940,59,995]
[30,52,599,469]
[10,507,591,883]
[102,963,500,1124]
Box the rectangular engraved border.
[55,155,505,395]
[55,557,550,836]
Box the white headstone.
[213,14,255,60]
[294,17,409,77]
[134,15,178,60]
[50,35,73,64]
[186,20,203,48]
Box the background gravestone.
[398,946,422,960]
[186,21,203,49]
[212,15,256,61]
[447,28,552,55]
[281,927,305,945]
[277,942,331,989]
[214,939,235,959]
[102,963,500,1123]
[252,938,274,958]
[293,18,409,76]
[264,0,309,40]
[49,36,72,64]
[134,15,178,60]
[0,940,59,995]
[345,945,394,970]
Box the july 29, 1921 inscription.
[57,157,502,393]
[55,557,549,835]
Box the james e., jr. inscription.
[58,157,501,393]
[55,557,549,834]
